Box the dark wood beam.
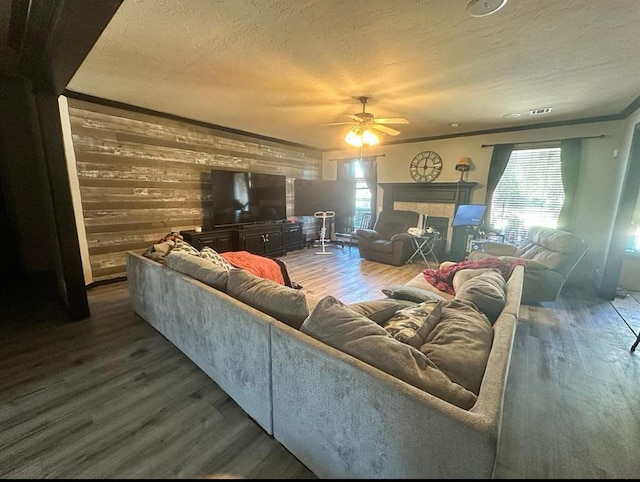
[6,0,123,319]
[16,0,123,94]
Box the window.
[490,147,564,244]
[353,161,372,227]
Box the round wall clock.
[409,151,443,183]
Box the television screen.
[451,204,487,227]
[293,179,356,218]
[211,169,286,226]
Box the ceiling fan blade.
[372,124,401,136]
[345,114,364,122]
[374,117,409,125]
[323,121,357,126]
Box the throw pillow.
[200,246,234,272]
[227,268,309,329]
[300,296,477,410]
[420,299,493,395]
[166,250,229,291]
[454,270,506,324]
[381,300,443,348]
[347,299,407,325]
[171,238,200,256]
[381,285,446,303]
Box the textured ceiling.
[61,0,640,149]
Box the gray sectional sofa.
[126,249,524,479]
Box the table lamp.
[455,157,471,181]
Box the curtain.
[337,156,377,225]
[557,138,582,231]
[484,144,514,223]
[337,160,356,180]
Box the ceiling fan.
[326,96,409,146]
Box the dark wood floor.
[1,245,639,478]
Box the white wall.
[323,120,626,275]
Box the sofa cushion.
[452,268,501,293]
[381,300,443,348]
[347,299,407,324]
[171,238,200,256]
[420,299,493,395]
[381,284,447,303]
[454,270,506,323]
[166,250,229,291]
[300,296,477,410]
[200,246,234,271]
[402,273,456,301]
[227,268,309,329]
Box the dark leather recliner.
[356,210,420,266]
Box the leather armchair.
[356,210,420,266]
[467,226,589,303]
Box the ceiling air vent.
[529,107,553,115]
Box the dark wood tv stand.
[181,221,304,257]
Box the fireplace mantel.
[379,182,480,261]
[379,182,478,209]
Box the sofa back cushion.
[347,299,408,324]
[166,250,229,291]
[227,268,309,329]
[373,210,419,240]
[454,269,506,324]
[300,295,477,410]
[420,299,493,395]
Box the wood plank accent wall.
[66,98,323,282]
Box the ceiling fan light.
[344,128,363,147]
[344,126,379,147]
[361,129,379,146]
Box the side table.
[406,233,440,267]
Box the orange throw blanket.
[221,251,285,285]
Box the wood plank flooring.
[1,245,639,478]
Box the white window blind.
[490,147,564,243]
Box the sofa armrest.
[356,228,380,241]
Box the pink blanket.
[422,257,525,295]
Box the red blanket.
[422,257,525,295]
[221,251,285,285]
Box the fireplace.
[379,182,479,261]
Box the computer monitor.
[451,204,487,227]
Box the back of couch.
[126,251,276,434]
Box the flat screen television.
[210,169,286,226]
[293,179,356,218]
[451,204,487,227]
